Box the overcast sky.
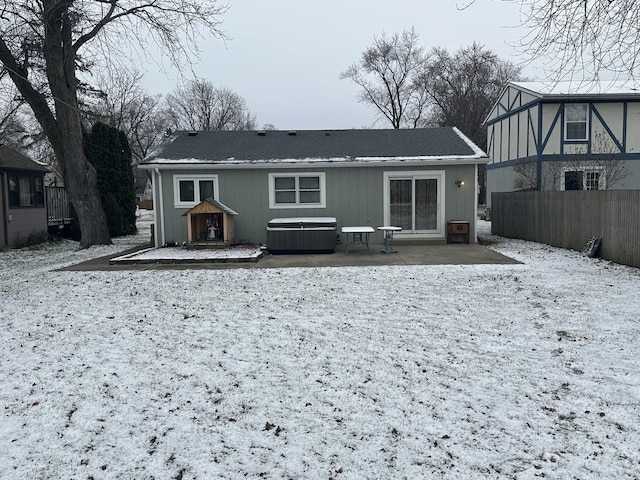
[141,0,531,130]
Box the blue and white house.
[485,81,640,205]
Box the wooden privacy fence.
[491,190,640,268]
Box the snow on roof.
[139,128,488,168]
[512,80,640,97]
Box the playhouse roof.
[183,197,239,216]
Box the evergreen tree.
[85,122,137,237]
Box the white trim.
[383,170,445,238]
[140,156,489,171]
[473,162,479,244]
[268,172,326,209]
[172,174,219,208]
[150,168,166,247]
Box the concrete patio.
[60,239,519,271]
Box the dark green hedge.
[85,122,137,237]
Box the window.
[269,173,326,208]
[173,175,218,207]
[8,174,44,208]
[585,171,601,190]
[562,167,604,190]
[565,104,588,141]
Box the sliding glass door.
[386,172,443,235]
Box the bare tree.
[0,87,26,149]
[421,43,521,204]
[514,132,632,190]
[463,0,640,80]
[513,161,538,191]
[560,132,631,189]
[421,43,521,151]
[0,1,227,247]
[88,69,169,164]
[340,28,430,129]
[165,79,257,131]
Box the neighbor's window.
[585,171,601,190]
[173,174,218,207]
[269,172,326,208]
[562,167,604,190]
[8,174,45,208]
[564,104,588,141]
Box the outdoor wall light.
[455,180,465,188]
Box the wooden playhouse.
[183,198,238,247]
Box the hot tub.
[266,217,337,253]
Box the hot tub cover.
[267,217,337,229]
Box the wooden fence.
[491,190,640,268]
[46,186,74,227]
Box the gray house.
[0,144,48,248]
[139,128,487,248]
[485,81,640,206]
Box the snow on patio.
[1,220,639,479]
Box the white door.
[385,172,444,235]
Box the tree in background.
[421,43,522,203]
[88,69,170,165]
[84,122,137,237]
[340,28,430,129]
[343,33,521,203]
[421,43,520,151]
[165,79,257,131]
[0,0,227,247]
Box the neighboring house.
[0,144,48,248]
[485,81,640,206]
[139,128,487,248]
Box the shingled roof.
[0,144,49,173]
[142,127,486,166]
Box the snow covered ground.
[1,218,639,479]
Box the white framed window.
[269,172,326,209]
[173,174,218,208]
[564,104,588,141]
[561,167,605,190]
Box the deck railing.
[46,186,74,226]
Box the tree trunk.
[43,0,110,247]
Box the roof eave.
[139,155,489,170]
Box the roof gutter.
[139,156,489,171]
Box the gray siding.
[6,205,47,245]
[158,164,478,245]
[1,172,47,248]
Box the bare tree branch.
[340,28,429,129]
[165,79,257,132]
